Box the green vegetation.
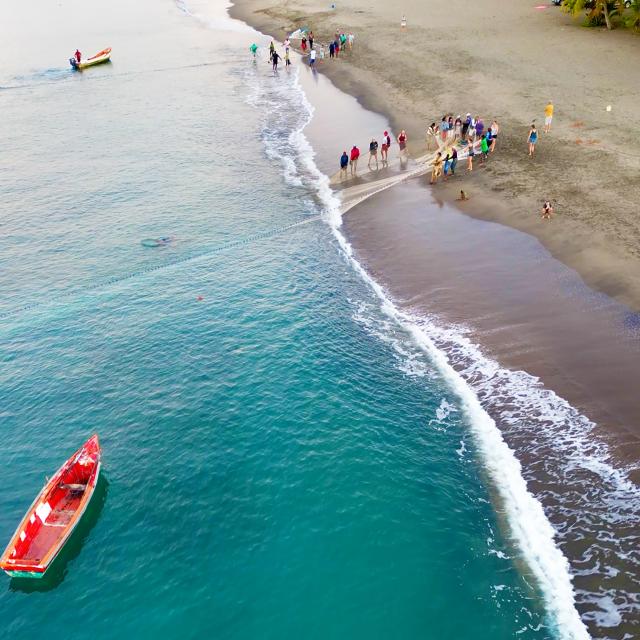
[562,0,640,31]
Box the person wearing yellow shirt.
[544,101,554,133]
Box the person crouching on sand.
[340,151,349,180]
[457,190,469,201]
[368,138,379,170]
[431,152,443,184]
[541,200,554,219]
[350,145,360,175]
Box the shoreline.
[227,1,640,636]
[229,0,640,312]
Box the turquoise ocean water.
[0,1,599,637]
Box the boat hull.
[0,436,101,579]
[70,48,111,70]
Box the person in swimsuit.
[528,124,538,156]
[467,141,474,171]
[368,138,379,170]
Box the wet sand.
[343,179,640,464]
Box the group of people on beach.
[339,130,408,179]
[259,28,355,72]
[426,113,500,184]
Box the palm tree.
[563,0,618,29]
[624,0,640,31]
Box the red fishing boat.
[0,435,101,579]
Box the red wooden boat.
[0,435,101,578]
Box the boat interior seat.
[60,483,87,492]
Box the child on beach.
[443,153,451,181]
[541,200,554,219]
[431,152,443,184]
[368,138,379,170]
[350,145,360,175]
[528,124,538,156]
[340,151,349,179]
[450,147,458,175]
[467,143,474,171]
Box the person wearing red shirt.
[350,145,360,176]
[75,49,81,63]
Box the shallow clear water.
[0,1,591,638]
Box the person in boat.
[74,49,81,64]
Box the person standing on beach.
[284,38,290,53]
[467,142,474,171]
[269,40,275,62]
[334,37,340,57]
[544,101,554,133]
[431,152,443,184]
[285,48,291,67]
[350,145,360,175]
[348,33,354,49]
[528,124,538,156]
[462,113,471,140]
[368,138,379,170]
[329,41,335,58]
[309,31,314,49]
[475,117,484,140]
[454,116,462,140]
[451,147,458,175]
[340,151,349,180]
[480,134,489,162]
[426,123,438,150]
[443,152,451,181]
[490,120,499,152]
[301,36,307,53]
[309,48,317,67]
[271,50,280,71]
[397,130,407,163]
[381,130,391,164]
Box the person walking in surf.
[269,40,275,61]
[271,50,280,71]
